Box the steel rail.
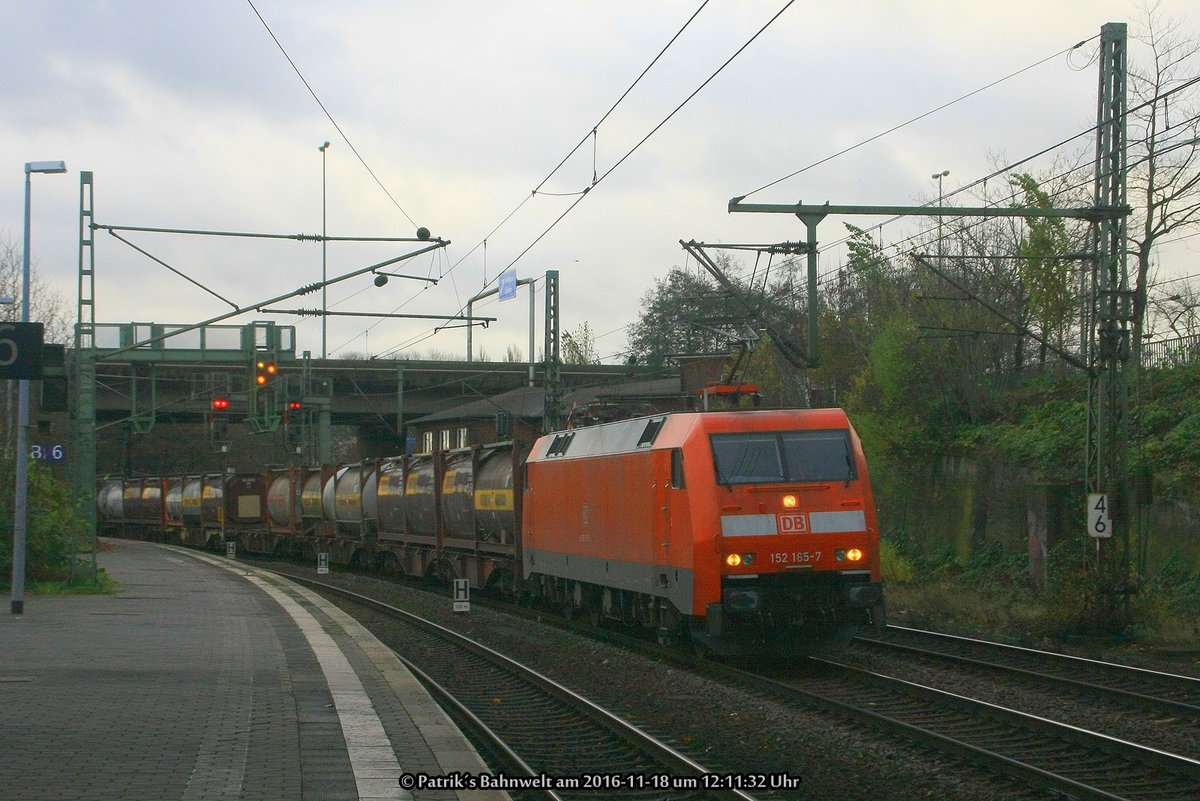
[852,633,1200,718]
[885,624,1200,687]
[737,658,1200,801]
[280,572,763,801]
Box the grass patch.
[23,568,120,596]
[883,539,1200,650]
[886,576,1053,644]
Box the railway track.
[837,624,1200,761]
[726,657,1200,801]
[259,560,1200,800]
[858,624,1200,714]
[472,594,1200,799]
[278,571,773,801]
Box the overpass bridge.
[76,321,639,469]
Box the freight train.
[98,408,885,656]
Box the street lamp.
[932,169,949,260]
[12,160,67,615]
[319,141,330,359]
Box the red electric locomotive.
[523,408,884,656]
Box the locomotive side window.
[671,448,685,488]
[711,429,854,484]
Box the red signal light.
[287,401,302,411]
[211,398,230,411]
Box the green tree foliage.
[626,268,730,368]
[811,225,907,403]
[0,463,87,585]
[562,322,601,365]
[843,316,952,463]
[1010,173,1074,349]
[963,387,1087,481]
[1139,363,1200,500]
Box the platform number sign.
[1088,493,1112,539]
[453,579,470,612]
[31,444,66,464]
[0,322,45,380]
[498,269,517,301]
[317,553,329,575]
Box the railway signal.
[254,358,278,387]
[208,395,231,452]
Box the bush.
[0,463,88,586]
[880,538,914,584]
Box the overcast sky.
[2,0,1195,363]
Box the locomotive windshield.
[710,429,856,484]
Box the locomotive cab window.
[711,429,856,484]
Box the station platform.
[0,538,508,801]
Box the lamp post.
[12,160,66,615]
[319,141,330,359]
[932,169,949,260]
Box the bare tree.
[1127,4,1200,350]
[1,233,72,456]
[0,234,71,343]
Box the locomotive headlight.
[847,548,863,562]
[725,553,742,567]
[835,549,846,561]
[782,494,798,508]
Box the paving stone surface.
[0,539,504,801]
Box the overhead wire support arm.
[727,196,1131,369]
[687,241,811,255]
[371,271,438,284]
[91,222,443,244]
[95,238,450,360]
[258,308,494,324]
[727,199,1129,221]
[105,229,241,310]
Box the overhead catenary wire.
[422,23,1158,362]
[355,0,715,360]
[374,1,797,360]
[737,36,1099,200]
[245,0,417,228]
[810,83,1200,287]
[427,0,715,291]
[482,0,799,285]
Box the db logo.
[777,513,808,533]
